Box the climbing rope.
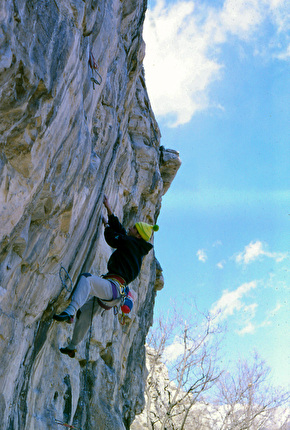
[59,265,73,293]
[89,51,102,89]
[84,296,96,395]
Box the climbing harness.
[55,419,81,429]
[97,274,125,313]
[99,274,136,325]
[89,51,102,89]
[59,265,73,293]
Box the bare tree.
[139,308,290,430]
[206,352,290,430]
[145,306,223,430]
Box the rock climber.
[53,195,159,358]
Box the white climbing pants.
[70,274,113,310]
[66,274,121,350]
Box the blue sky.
[143,0,289,388]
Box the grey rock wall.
[0,1,181,429]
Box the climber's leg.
[54,274,112,322]
[54,274,91,322]
[68,274,113,310]
[62,297,101,354]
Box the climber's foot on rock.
[53,312,74,324]
[59,347,76,358]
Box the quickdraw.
[55,419,81,429]
[119,312,126,325]
[59,265,73,293]
[89,51,102,89]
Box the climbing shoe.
[53,312,74,324]
[59,347,76,358]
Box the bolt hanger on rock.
[89,51,102,89]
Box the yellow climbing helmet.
[135,222,159,241]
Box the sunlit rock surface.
[0,1,181,428]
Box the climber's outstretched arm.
[103,194,113,216]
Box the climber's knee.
[81,273,92,278]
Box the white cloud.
[240,303,258,333]
[197,249,207,262]
[260,302,283,327]
[238,322,256,335]
[235,241,264,264]
[217,260,226,269]
[238,301,284,334]
[235,240,288,265]
[210,281,257,321]
[163,339,184,362]
[143,0,290,126]
[144,0,222,126]
[219,0,265,40]
[213,240,223,248]
[275,44,290,60]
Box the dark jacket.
[104,214,153,284]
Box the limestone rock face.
[0,1,181,429]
